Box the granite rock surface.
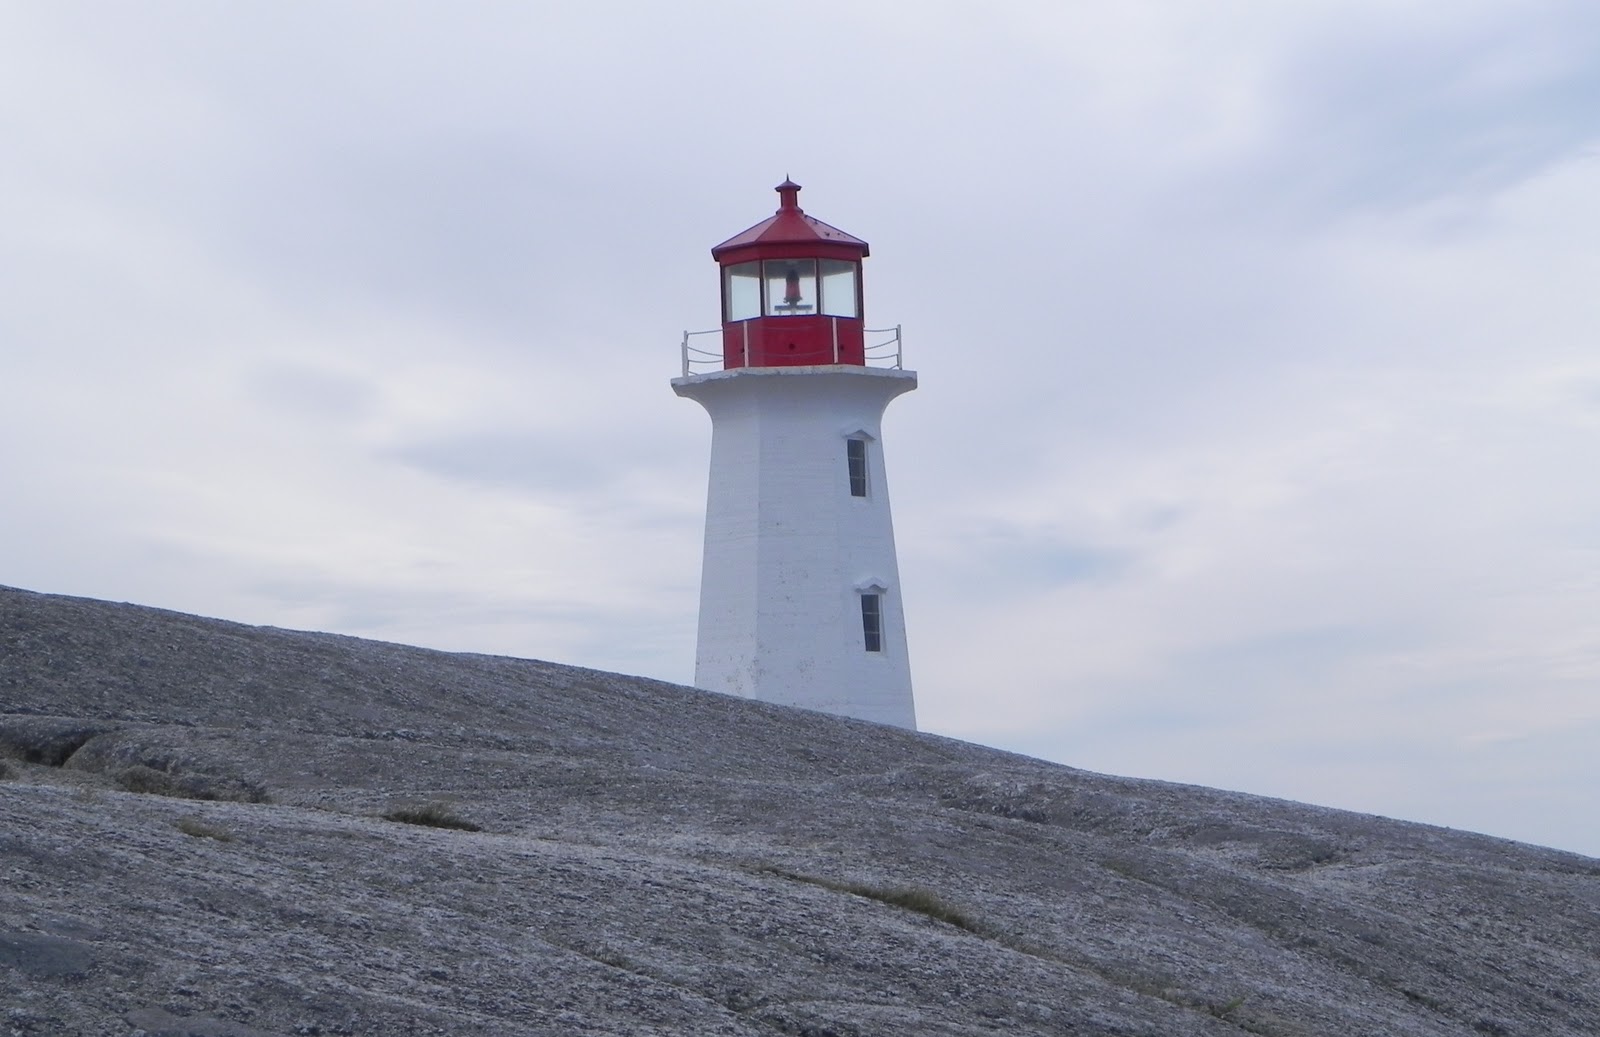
[1,584,1597,1036]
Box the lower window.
[860,593,883,652]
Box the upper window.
[846,438,868,497]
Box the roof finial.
[775,177,802,212]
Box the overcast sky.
[3,1,1597,857]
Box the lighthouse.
[673,180,918,730]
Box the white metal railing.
[864,325,904,369]
[680,328,724,376]
[679,323,905,376]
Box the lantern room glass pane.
[763,259,817,316]
[724,262,760,322]
[819,259,859,318]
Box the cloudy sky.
[3,1,1597,857]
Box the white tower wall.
[673,365,917,729]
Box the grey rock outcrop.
[1,584,1596,1036]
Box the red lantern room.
[711,179,869,368]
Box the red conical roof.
[711,180,869,263]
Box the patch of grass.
[1101,856,1148,882]
[174,817,234,842]
[856,885,979,931]
[382,802,482,832]
[759,866,980,933]
[1208,994,1247,1018]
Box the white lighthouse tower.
[674,180,917,730]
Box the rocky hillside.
[1,584,1597,1036]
